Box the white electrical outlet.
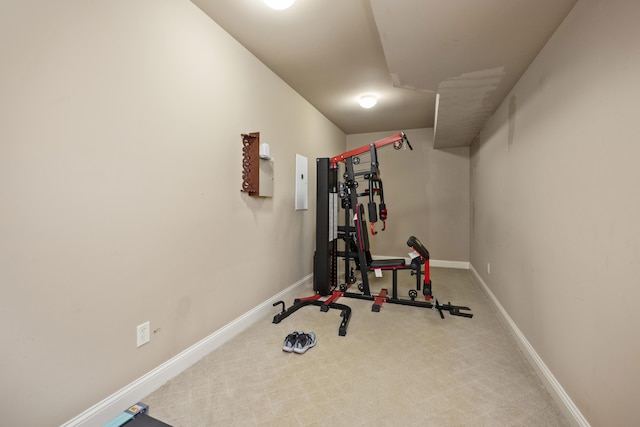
[137,321,150,347]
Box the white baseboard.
[61,274,312,427]
[430,259,469,269]
[469,264,590,427]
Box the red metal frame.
[323,291,344,307]
[331,132,406,166]
[297,294,322,302]
[373,288,388,308]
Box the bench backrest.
[407,235,430,260]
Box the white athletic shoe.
[293,332,317,354]
[283,331,303,352]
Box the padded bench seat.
[369,258,406,269]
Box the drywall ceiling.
[192,0,576,147]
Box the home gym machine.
[273,132,472,335]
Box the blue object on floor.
[103,402,171,427]
[104,412,134,427]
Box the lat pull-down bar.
[331,131,411,166]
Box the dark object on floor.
[125,413,172,427]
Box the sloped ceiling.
[192,0,576,147]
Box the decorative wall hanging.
[241,132,274,197]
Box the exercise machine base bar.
[272,296,351,336]
[272,289,471,336]
[342,290,472,318]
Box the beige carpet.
[143,267,568,426]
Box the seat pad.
[369,258,406,269]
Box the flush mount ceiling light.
[358,94,378,109]
[263,0,295,10]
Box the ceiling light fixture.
[358,94,378,109]
[263,0,295,10]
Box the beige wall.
[0,1,345,425]
[470,0,640,425]
[347,129,470,262]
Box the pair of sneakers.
[282,331,317,354]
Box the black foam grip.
[368,202,377,223]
